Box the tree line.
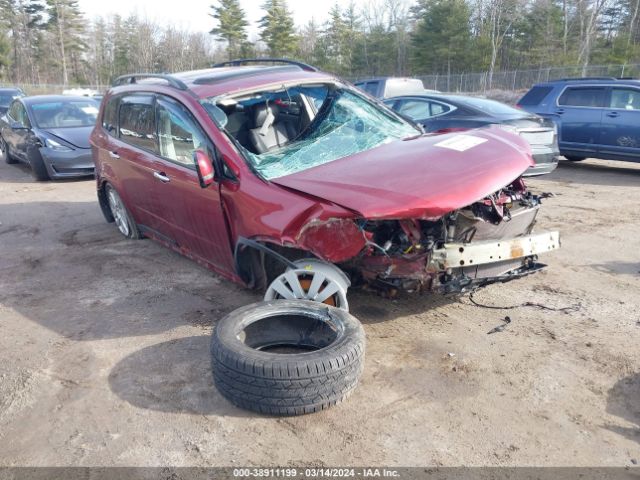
[1,0,639,87]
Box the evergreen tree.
[209,0,249,60]
[259,0,297,57]
[45,0,86,84]
[411,0,473,74]
[0,28,10,77]
[112,14,132,77]
[509,0,565,68]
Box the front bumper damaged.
[355,231,560,295]
[430,231,561,270]
[432,231,560,293]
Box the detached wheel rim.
[107,188,130,237]
[264,260,350,310]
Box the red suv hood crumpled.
[272,128,534,220]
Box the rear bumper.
[40,147,95,179]
[523,148,559,176]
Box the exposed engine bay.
[341,179,556,295]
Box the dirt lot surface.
[0,158,639,467]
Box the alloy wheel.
[264,260,350,310]
[107,188,130,237]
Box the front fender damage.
[293,216,435,293]
[295,218,366,263]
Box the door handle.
[153,171,170,183]
[606,111,619,118]
[555,109,565,115]
[109,151,120,159]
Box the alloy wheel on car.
[264,259,350,310]
[107,188,130,237]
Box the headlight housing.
[44,137,73,152]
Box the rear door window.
[518,86,553,106]
[430,101,451,116]
[396,99,431,120]
[609,87,640,110]
[558,87,606,108]
[118,95,157,152]
[397,99,450,120]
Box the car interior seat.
[249,103,297,154]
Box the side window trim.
[556,85,607,109]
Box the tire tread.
[211,301,365,416]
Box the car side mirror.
[194,149,215,188]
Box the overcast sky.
[77,0,368,38]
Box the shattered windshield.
[206,85,419,180]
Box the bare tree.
[575,0,613,73]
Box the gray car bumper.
[523,148,559,177]
[40,148,95,179]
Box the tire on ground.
[564,155,586,162]
[28,148,49,181]
[211,300,365,416]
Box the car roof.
[0,87,23,93]
[355,77,418,83]
[534,77,640,87]
[387,92,487,106]
[22,95,99,105]
[110,65,335,99]
[387,93,534,118]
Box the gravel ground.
[0,158,638,467]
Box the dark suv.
[517,77,640,163]
[90,59,559,310]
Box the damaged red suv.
[90,59,560,310]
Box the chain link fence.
[416,64,640,94]
[3,63,639,98]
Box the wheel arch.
[97,180,115,223]
[233,237,314,290]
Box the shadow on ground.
[605,372,640,444]
[589,261,640,277]
[539,160,640,188]
[108,335,254,417]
